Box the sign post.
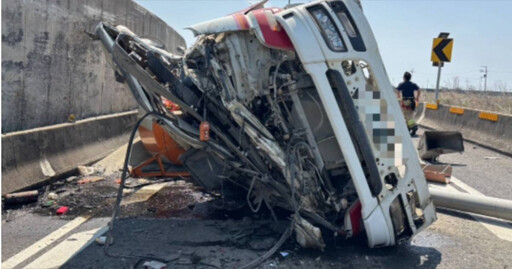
[434,64,442,101]
[431,32,454,103]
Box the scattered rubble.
[66,176,78,183]
[77,176,104,185]
[41,201,54,208]
[48,192,59,200]
[77,165,95,176]
[77,165,105,176]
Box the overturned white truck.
[96,0,436,249]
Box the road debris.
[95,236,107,245]
[136,178,150,185]
[77,176,104,185]
[142,260,167,269]
[77,165,105,176]
[48,192,59,200]
[3,190,39,204]
[56,206,69,215]
[422,164,452,184]
[41,200,54,207]
[123,189,134,195]
[77,165,95,176]
[66,176,78,183]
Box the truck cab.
[97,0,436,249]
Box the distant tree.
[452,76,461,91]
[443,78,452,90]
[443,76,461,90]
[493,80,509,92]
[465,79,476,91]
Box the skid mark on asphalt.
[1,216,91,269]
[430,177,512,242]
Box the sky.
[136,0,512,91]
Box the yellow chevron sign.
[431,38,454,63]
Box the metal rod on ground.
[429,188,512,221]
[434,64,442,102]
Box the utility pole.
[481,66,488,91]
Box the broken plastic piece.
[56,206,69,215]
[421,163,452,184]
[42,200,54,207]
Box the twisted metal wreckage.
[96,0,437,251]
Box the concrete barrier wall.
[2,0,185,133]
[2,0,186,194]
[1,110,138,195]
[418,103,512,155]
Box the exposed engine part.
[96,0,437,250]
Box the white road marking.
[40,155,56,177]
[1,216,91,269]
[3,182,167,268]
[24,227,108,269]
[433,176,512,242]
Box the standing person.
[396,72,420,136]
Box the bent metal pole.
[429,188,512,221]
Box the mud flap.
[417,131,464,161]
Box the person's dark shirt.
[397,81,419,98]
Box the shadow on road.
[62,217,442,269]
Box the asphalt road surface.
[2,129,512,268]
